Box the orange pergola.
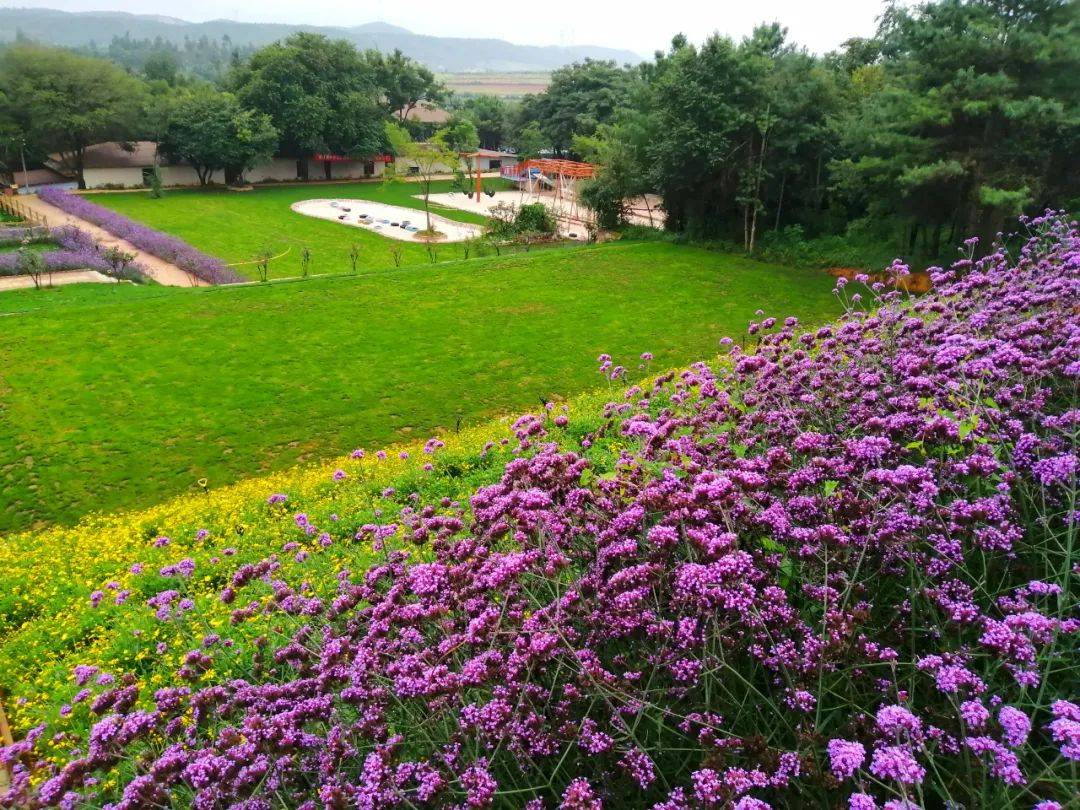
[468,155,597,198]
[516,158,596,179]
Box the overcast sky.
[1,0,890,55]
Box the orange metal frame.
[516,158,596,179]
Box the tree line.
[1,0,1077,261]
[456,0,1079,259]
[0,32,454,189]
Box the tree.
[142,51,179,85]
[626,27,845,245]
[575,115,655,229]
[458,96,510,150]
[443,116,480,197]
[385,122,459,236]
[441,116,480,153]
[513,123,547,160]
[645,34,760,236]
[365,49,447,122]
[231,34,386,176]
[16,244,46,289]
[835,0,1080,250]
[0,44,146,188]
[159,88,277,185]
[518,60,636,156]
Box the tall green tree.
[384,122,460,235]
[644,34,761,237]
[159,88,277,185]
[834,0,1080,250]
[519,59,636,156]
[231,34,386,176]
[0,44,146,188]
[365,49,446,122]
[458,95,510,150]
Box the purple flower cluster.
[0,226,148,280]
[3,214,1078,808]
[38,188,244,284]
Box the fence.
[0,194,48,227]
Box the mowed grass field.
[0,241,840,531]
[84,179,513,279]
[439,72,551,97]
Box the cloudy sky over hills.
[2,0,888,55]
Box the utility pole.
[20,137,30,192]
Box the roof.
[472,149,516,159]
[49,141,164,170]
[4,167,73,187]
[400,105,451,124]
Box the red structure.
[500,158,598,223]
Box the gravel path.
[19,195,208,287]
[0,269,118,292]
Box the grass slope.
[0,385,618,738]
[84,180,511,279]
[0,241,839,532]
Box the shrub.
[2,215,1078,809]
[578,176,625,230]
[15,244,45,288]
[485,202,557,242]
[38,188,244,284]
[147,166,164,200]
[515,202,557,236]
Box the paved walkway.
[19,195,206,287]
[0,269,118,293]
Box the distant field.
[85,180,514,280]
[441,72,550,97]
[0,241,839,531]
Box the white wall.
[475,156,512,171]
[82,158,388,189]
[246,158,301,183]
[160,165,222,186]
[82,167,145,189]
[393,157,458,175]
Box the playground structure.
[435,155,662,239]
[499,158,597,226]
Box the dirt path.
[20,195,208,287]
[0,269,118,293]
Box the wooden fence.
[0,194,48,228]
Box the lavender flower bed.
[0,226,148,282]
[38,187,244,285]
[3,215,1078,808]
[0,225,51,246]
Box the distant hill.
[0,8,642,72]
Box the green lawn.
[0,241,840,532]
[85,180,513,279]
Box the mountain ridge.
[0,7,643,72]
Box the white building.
[44,142,515,191]
[46,142,390,190]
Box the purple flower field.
[0,226,148,281]
[2,215,1078,808]
[38,188,245,285]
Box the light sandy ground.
[0,269,118,292]
[291,199,484,242]
[426,191,589,239]
[19,195,208,287]
[428,190,666,236]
